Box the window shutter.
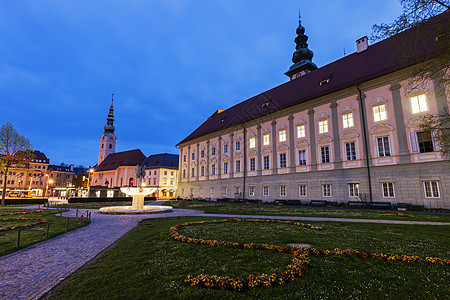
[409,132,419,153]
[431,130,441,152]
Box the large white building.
[177,13,449,208]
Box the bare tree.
[372,1,449,154]
[371,0,449,91]
[420,109,450,155]
[0,122,32,205]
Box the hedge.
[68,196,157,203]
[3,198,48,205]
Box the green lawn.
[47,217,449,299]
[164,201,450,223]
[0,209,90,257]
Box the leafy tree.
[372,0,449,155]
[0,122,33,205]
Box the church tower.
[285,15,317,80]
[98,95,117,165]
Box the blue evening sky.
[0,0,402,167]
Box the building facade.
[0,150,50,197]
[92,99,179,199]
[177,14,449,208]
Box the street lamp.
[87,168,94,197]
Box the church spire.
[98,94,117,165]
[103,94,115,135]
[285,15,317,80]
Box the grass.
[47,217,449,299]
[0,208,90,257]
[164,201,450,223]
[65,200,155,209]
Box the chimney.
[356,36,368,53]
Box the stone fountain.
[99,165,173,214]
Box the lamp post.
[87,168,94,197]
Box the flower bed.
[0,217,48,231]
[168,218,449,291]
[0,209,44,217]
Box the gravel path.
[0,203,448,299]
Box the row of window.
[0,180,44,186]
[183,94,432,163]
[181,181,440,199]
[184,129,437,177]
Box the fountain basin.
[99,205,173,214]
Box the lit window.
[319,120,328,134]
[263,133,270,145]
[417,131,434,153]
[200,166,205,177]
[345,142,357,161]
[279,153,287,168]
[223,162,228,174]
[235,160,241,173]
[297,125,305,138]
[224,144,228,154]
[279,130,286,142]
[321,146,330,163]
[235,141,241,151]
[423,181,440,198]
[211,165,216,175]
[410,94,428,114]
[377,137,391,157]
[249,186,255,196]
[382,182,395,198]
[299,185,307,197]
[211,147,216,156]
[298,150,306,166]
[343,113,354,128]
[249,137,256,148]
[373,104,387,122]
[280,185,286,196]
[322,184,331,197]
[348,183,359,197]
[263,155,270,170]
[250,158,256,171]
[263,186,269,196]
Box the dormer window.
[319,75,332,85]
[219,117,226,123]
[261,100,271,107]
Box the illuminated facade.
[177,14,449,208]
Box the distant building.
[47,164,75,198]
[177,13,449,208]
[91,99,179,199]
[0,150,50,197]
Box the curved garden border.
[168,218,450,291]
